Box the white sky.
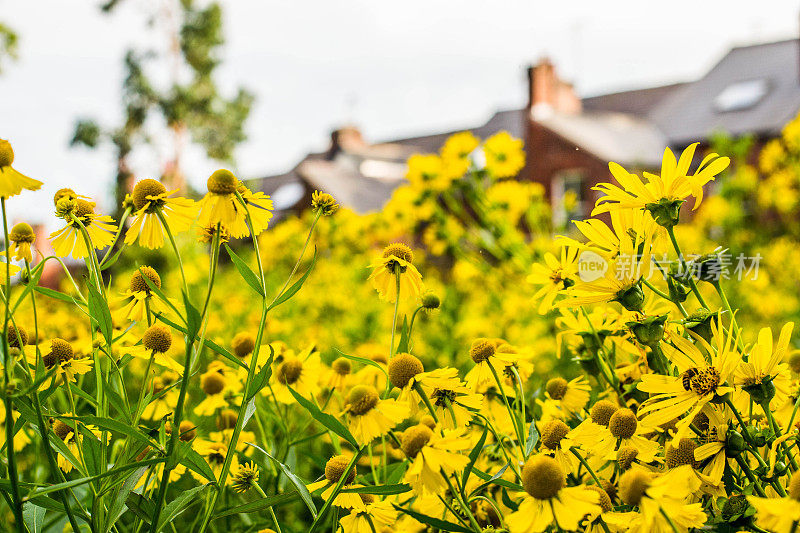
[2,0,800,224]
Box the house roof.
[257,38,800,214]
[649,39,800,144]
[582,83,687,117]
[534,109,667,167]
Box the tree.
[0,22,18,73]
[71,0,254,218]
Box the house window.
[714,79,769,112]
[552,169,586,227]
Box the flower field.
[3,121,800,533]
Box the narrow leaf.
[269,247,317,310]
[247,443,317,518]
[287,387,357,447]
[225,244,265,296]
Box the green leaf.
[73,415,155,450]
[100,244,126,271]
[155,314,247,369]
[213,493,298,520]
[340,484,410,495]
[87,282,113,345]
[395,316,410,354]
[393,505,473,532]
[336,349,388,382]
[157,484,208,531]
[104,465,150,533]
[34,286,82,305]
[247,443,317,518]
[125,493,155,524]
[246,345,274,400]
[525,420,539,456]
[182,290,201,340]
[179,442,216,483]
[22,503,45,533]
[462,425,488,487]
[24,458,165,500]
[287,387,358,447]
[269,247,317,310]
[225,244,265,297]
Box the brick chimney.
[527,58,582,118]
[328,126,366,158]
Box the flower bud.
[628,314,668,347]
[645,198,683,228]
[614,284,644,313]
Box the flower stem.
[413,381,439,424]
[1,198,25,530]
[389,271,401,355]
[666,226,708,308]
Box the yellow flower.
[116,266,178,324]
[307,455,365,511]
[464,338,518,390]
[417,368,482,429]
[194,362,235,416]
[440,131,479,177]
[122,325,183,374]
[311,190,339,216]
[25,338,93,385]
[557,208,664,259]
[233,183,274,238]
[198,170,273,238]
[527,248,579,314]
[401,424,471,495]
[483,131,525,179]
[368,243,424,303]
[557,234,652,312]
[637,318,741,444]
[8,222,35,262]
[507,455,601,533]
[339,496,398,533]
[124,179,198,249]
[142,372,179,420]
[49,197,117,260]
[748,470,800,533]
[592,143,729,225]
[543,376,590,416]
[619,466,706,533]
[735,321,793,410]
[0,139,43,198]
[344,384,409,445]
[52,415,100,473]
[269,346,321,404]
[406,154,452,192]
[231,462,259,493]
[196,439,238,483]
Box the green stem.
[98,206,131,268]
[389,271,401,355]
[413,381,439,424]
[155,209,188,295]
[441,470,482,532]
[570,447,602,487]
[666,226,708,308]
[20,260,83,533]
[659,508,680,533]
[488,361,524,447]
[149,229,221,533]
[1,198,25,531]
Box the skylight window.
[714,79,769,112]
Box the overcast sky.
[2,0,800,224]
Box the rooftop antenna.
[570,19,584,93]
[345,92,358,126]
